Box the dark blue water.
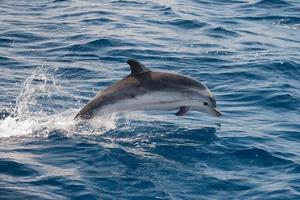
[1,0,300,199]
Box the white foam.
[0,70,117,138]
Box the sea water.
[0,0,300,199]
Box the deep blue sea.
[0,0,300,199]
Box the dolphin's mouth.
[207,96,221,117]
[209,96,217,108]
[209,106,222,117]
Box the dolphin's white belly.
[95,91,195,115]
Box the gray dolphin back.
[74,59,207,120]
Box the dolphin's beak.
[209,106,222,117]
[206,96,221,117]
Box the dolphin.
[74,59,221,119]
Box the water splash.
[0,70,117,138]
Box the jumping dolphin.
[74,59,221,119]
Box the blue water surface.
[0,0,300,199]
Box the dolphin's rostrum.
[74,59,221,119]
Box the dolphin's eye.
[203,102,208,106]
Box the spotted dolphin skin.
[74,59,221,119]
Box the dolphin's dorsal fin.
[127,59,150,76]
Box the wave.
[0,158,39,177]
[51,10,112,20]
[206,26,240,38]
[246,0,292,8]
[168,19,208,29]
[239,15,300,23]
[49,38,134,53]
[0,30,45,44]
[81,17,115,25]
[231,147,294,166]
[237,15,300,29]
[54,67,95,80]
[147,18,207,29]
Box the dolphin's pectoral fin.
[175,106,190,116]
[127,59,150,76]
